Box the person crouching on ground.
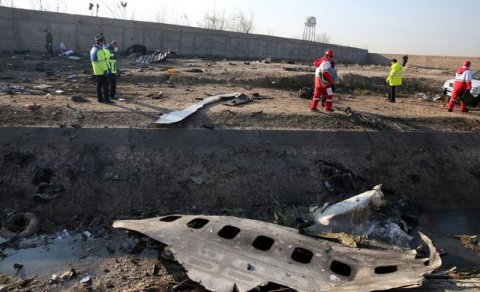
[310,50,335,112]
[90,35,113,104]
[386,58,403,102]
[105,40,120,100]
[448,61,472,112]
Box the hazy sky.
[7,0,480,57]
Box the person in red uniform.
[310,50,335,112]
[448,61,472,112]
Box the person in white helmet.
[448,60,472,112]
[310,50,335,112]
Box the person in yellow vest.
[105,40,120,100]
[386,58,403,102]
[90,35,113,103]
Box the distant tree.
[176,13,191,26]
[106,1,129,20]
[28,0,43,10]
[316,32,330,44]
[232,11,255,34]
[153,6,168,23]
[198,9,229,30]
[54,0,66,13]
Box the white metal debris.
[154,92,241,124]
[114,214,441,292]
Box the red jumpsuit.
[448,67,472,112]
[311,57,334,111]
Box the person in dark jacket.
[44,29,53,56]
[105,40,120,100]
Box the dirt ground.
[0,53,479,132]
[1,52,480,291]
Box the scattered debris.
[185,68,203,73]
[33,184,65,202]
[154,92,241,124]
[0,212,39,238]
[82,231,92,240]
[313,185,384,226]
[136,49,176,65]
[167,68,179,74]
[302,186,414,249]
[344,106,390,130]
[13,263,23,276]
[190,175,205,185]
[283,66,307,72]
[79,275,92,286]
[316,159,369,195]
[60,269,77,281]
[33,84,52,90]
[223,93,252,106]
[150,91,164,99]
[56,229,70,240]
[298,87,314,99]
[418,93,442,102]
[1,84,26,94]
[49,274,61,285]
[71,95,89,103]
[456,235,480,253]
[114,215,441,292]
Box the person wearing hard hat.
[386,58,403,102]
[310,50,335,112]
[90,35,113,104]
[448,61,472,112]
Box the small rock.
[25,102,40,110]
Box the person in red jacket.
[448,61,473,112]
[310,50,335,112]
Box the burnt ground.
[1,52,480,291]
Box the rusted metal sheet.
[154,92,241,124]
[113,215,441,292]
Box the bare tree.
[176,13,191,26]
[232,11,254,34]
[198,9,229,30]
[28,0,43,10]
[54,0,66,13]
[105,1,129,20]
[153,6,168,23]
[316,32,330,43]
